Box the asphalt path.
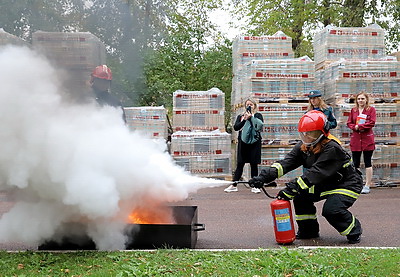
[177,185,400,249]
[1,186,399,250]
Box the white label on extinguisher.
[274,208,292,232]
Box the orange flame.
[126,207,175,225]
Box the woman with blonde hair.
[307,90,337,130]
[224,98,264,193]
[346,91,376,194]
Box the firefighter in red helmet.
[249,110,363,244]
[90,65,126,122]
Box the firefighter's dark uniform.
[92,88,126,123]
[261,139,363,238]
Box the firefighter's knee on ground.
[321,205,343,219]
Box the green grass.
[0,248,399,276]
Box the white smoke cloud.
[0,46,229,250]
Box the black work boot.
[347,228,362,244]
[296,231,320,239]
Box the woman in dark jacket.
[307,90,337,130]
[224,98,264,193]
[346,91,376,194]
[249,110,363,244]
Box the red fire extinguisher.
[234,181,296,244]
[270,199,296,244]
[259,182,296,244]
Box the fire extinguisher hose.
[233,181,277,199]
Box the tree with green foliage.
[141,0,233,126]
[231,0,399,56]
[0,0,232,119]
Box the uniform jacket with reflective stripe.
[346,106,376,151]
[277,140,363,195]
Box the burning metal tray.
[38,205,205,250]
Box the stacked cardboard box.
[232,32,295,72]
[242,56,314,101]
[231,33,313,185]
[171,88,231,178]
[124,106,168,140]
[314,23,400,184]
[171,131,231,177]
[0,28,29,47]
[322,57,400,104]
[232,32,295,107]
[258,103,308,145]
[313,24,385,71]
[32,31,106,96]
[172,88,225,132]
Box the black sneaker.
[296,232,320,239]
[347,233,361,244]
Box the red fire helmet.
[91,65,112,81]
[298,110,328,135]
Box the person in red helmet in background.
[249,110,363,244]
[90,65,126,122]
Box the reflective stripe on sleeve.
[320,189,359,199]
[297,177,309,190]
[343,160,351,168]
[282,191,295,199]
[271,162,283,178]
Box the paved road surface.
[177,185,400,249]
[1,186,399,250]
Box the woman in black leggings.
[346,92,376,194]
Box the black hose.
[232,181,277,199]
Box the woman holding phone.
[224,98,264,193]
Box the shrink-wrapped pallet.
[173,154,231,177]
[124,106,168,140]
[32,31,106,70]
[231,103,308,145]
[0,28,29,47]
[322,58,400,103]
[239,57,315,103]
[172,110,225,132]
[171,131,231,157]
[173,88,225,110]
[232,31,294,72]
[172,88,225,132]
[232,31,295,106]
[313,24,386,70]
[372,145,400,164]
[32,31,106,95]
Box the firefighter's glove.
[286,180,300,192]
[248,177,264,188]
[277,188,295,201]
[276,180,299,200]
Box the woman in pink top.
[346,92,376,194]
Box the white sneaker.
[361,186,370,194]
[251,188,261,193]
[224,185,238,192]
